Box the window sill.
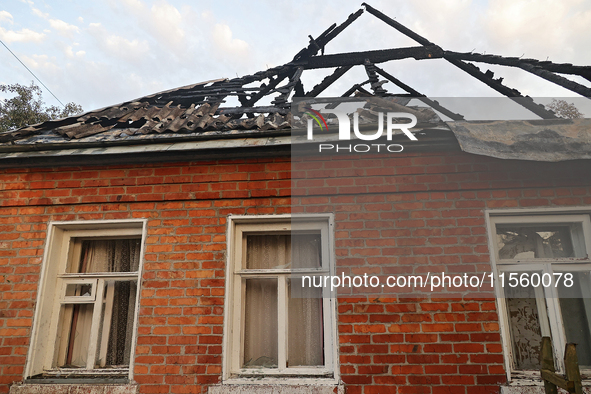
[208,383,344,394]
[503,375,591,393]
[9,383,138,394]
[501,387,591,393]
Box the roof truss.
[3,3,591,142]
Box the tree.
[545,99,583,119]
[0,82,83,132]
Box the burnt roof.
[1,3,590,150]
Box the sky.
[1,0,590,113]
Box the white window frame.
[24,220,147,381]
[222,214,338,385]
[486,208,591,383]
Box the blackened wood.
[363,3,434,46]
[341,82,372,97]
[242,74,289,107]
[445,51,591,79]
[373,65,464,120]
[446,58,557,118]
[293,46,444,69]
[293,8,364,61]
[445,51,591,97]
[363,3,556,118]
[305,65,353,97]
[364,60,388,96]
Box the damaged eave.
[2,118,591,166]
[446,117,591,162]
[1,4,590,166]
[0,124,461,168]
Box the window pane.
[56,303,94,368]
[68,239,141,273]
[505,283,548,370]
[243,278,278,368]
[292,233,322,269]
[496,225,575,259]
[246,235,289,269]
[245,233,321,269]
[288,279,324,367]
[65,283,93,297]
[97,280,137,368]
[557,271,591,368]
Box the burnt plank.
[363,4,556,118]
[305,65,353,97]
[272,67,304,106]
[445,51,591,97]
[293,8,364,61]
[446,51,591,78]
[373,66,464,120]
[242,73,289,107]
[292,46,444,70]
[364,60,388,96]
[341,82,372,97]
[216,106,289,115]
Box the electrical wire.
[0,38,66,108]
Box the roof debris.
[0,3,589,148]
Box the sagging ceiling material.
[448,118,591,162]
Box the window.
[222,215,337,383]
[488,213,591,379]
[25,221,146,381]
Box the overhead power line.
[0,38,66,108]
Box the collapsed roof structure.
[0,3,590,163]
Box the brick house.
[1,5,591,394]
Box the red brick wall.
[1,151,590,394]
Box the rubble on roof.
[0,3,589,154]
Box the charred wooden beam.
[373,66,464,120]
[362,3,556,118]
[293,8,364,61]
[363,3,434,46]
[222,64,291,89]
[241,73,289,107]
[445,51,591,97]
[153,87,261,103]
[292,24,336,61]
[216,106,289,115]
[446,51,591,79]
[305,65,353,97]
[364,60,388,96]
[294,80,305,97]
[319,9,365,50]
[516,62,591,97]
[447,59,556,118]
[341,81,371,97]
[272,67,304,107]
[292,46,443,70]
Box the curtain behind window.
[242,233,324,369]
[59,239,140,368]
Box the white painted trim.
[222,214,338,384]
[128,219,148,381]
[60,279,98,303]
[485,208,591,382]
[220,377,340,385]
[23,219,147,380]
[24,222,57,378]
[487,206,591,216]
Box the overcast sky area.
[1,0,590,115]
